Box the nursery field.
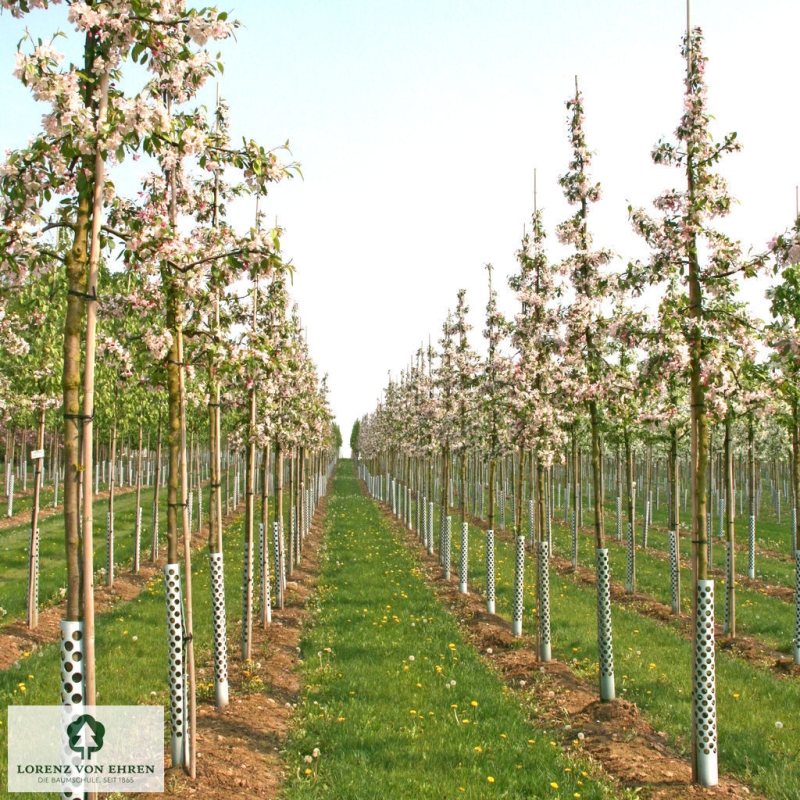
[3,1,800,799]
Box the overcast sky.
[2,1,799,443]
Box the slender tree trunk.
[134,423,143,572]
[588,399,605,548]
[625,430,635,594]
[724,412,736,638]
[107,414,117,587]
[27,406,46,628]
[151,413,162,561]
[261,442,271,627]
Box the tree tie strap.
[63,411,95,422]
[67,288,98,301]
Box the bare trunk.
[27,406,46,628]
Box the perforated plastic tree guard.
[643,501,650,548]
[272,521,283,607]
[626,522,635,594]
[615,496,621,541]
[427,501,434,556]
[106,511,114,585]
[723,541,732,636]
[60,619,84,800]
[459,521,468,594]
[209,552,229,707]
[164,563,185,766]
[442,515,451,580]
[748,515,755,579]
[668,530,680,615]
[693,579,718,786]
[486,529,496,614]
[596,548,615,701]
[512,536,525,637]
[794,550,800,665]
[537,540,551,661]
[571,509,578,569]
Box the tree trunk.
[27,406,46,628]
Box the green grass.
[412,485,800,799]
[283,464,616,800]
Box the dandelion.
[132,636,138,642]
[312,748,320,758]
[471,701,478,707]
[474,746,483,752]
[775,721,784,730]
[303,755,313,764]
[487,776,495,783]
[550,782,559,789]
[408,655,415,662]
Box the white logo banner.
[7,705,164,793]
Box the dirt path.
[368,481,762,800]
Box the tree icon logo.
[67,714,106,759]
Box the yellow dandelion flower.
[471,700,478,707]
[487,776,495,783]
[550,782,559,789]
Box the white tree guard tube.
[723,541,732,636]
[643,500,650,549]
[792,507,797,555]
[188,490,193,534]
[459,521,468,594]
[571,508,578,570]
[261,522,272,625]
[442,515,451,580]
[273,521,284,606]
[134,506,142,573]
[693,579,719,787]
[794,550,800,665]
[537,540,552,662]
[407,487,412,530]
[427,501,434,556]
[668,530,680,615]
[60,619,84,800]
[748,515,755,579]
[152,500,159,561]
[209,552,229,707]
[28,526,39,627]
[512,536,525,637]
[616,496,622,540]
[164,563,186,767]
[625,522,634,594]
[596,548,615,701]
[486,529,496,614]
[241,525,253,659]
[106,510,114,586]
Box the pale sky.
[2,1,799,442]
